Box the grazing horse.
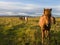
[19,16,25,20]
[39,8,56,45]
[24,17,28,23]
[19,16,28,22]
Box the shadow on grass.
[50,30,60,45]
[30,25,40,30]
[0,23,60,45]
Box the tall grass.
[0,17,60,45]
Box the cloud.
[0,1,60,16]
[55,6,60,11]
[0,1,42,16]
[0,1,40,10]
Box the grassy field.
[0,17,60,45]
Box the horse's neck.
[44,15,51,19]
[43,14,52,18]
[42,14,52,20]
[43,15,52,24]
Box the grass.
[0,17,60,45]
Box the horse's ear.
[44,8,45,14]
[50,8,52,11]
[44,8,45,11]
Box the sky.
[0,0,60,16]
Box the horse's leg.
[42,30,44,45]
[45,30,48,37]
[41,29,45,45]
[45,30,50,45]
[48,30,50,45]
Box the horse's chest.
[44,18,51,25]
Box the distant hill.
[0,14,60,17]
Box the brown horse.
[39,8,56,45]
[19,16,25,20]
[19,16,28,23]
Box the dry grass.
[0,17,60,45]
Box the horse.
[19,16,25,20]
[39,8,56,45]
[19,16,28,23]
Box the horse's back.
[51,16,56,24]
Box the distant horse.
[24,17,28,22]
[39,8,56,45]
[19,16,25,20]
[19,16,28,22]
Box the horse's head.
[44,8,52,17]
